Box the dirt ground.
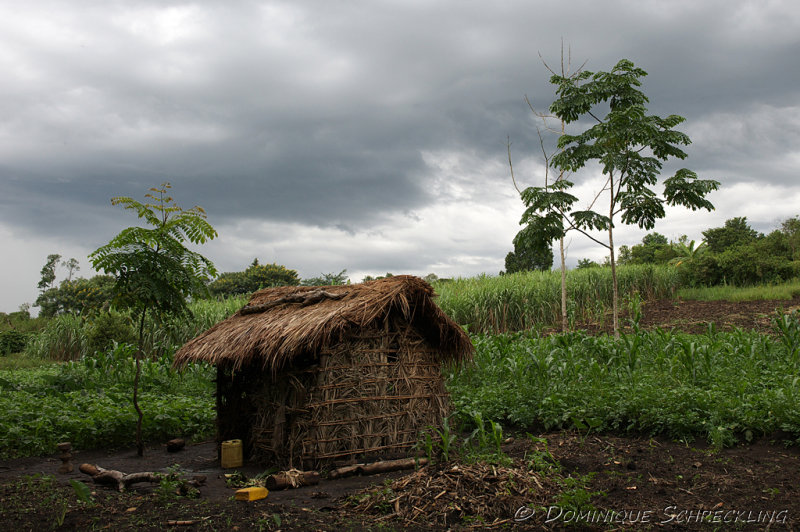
[578,295,800,336]
[2,296,800,531]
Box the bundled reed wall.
[246,317,449,469]
[176,275,473,469]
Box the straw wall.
[247,317,450,469]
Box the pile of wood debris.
[350,460,558,528]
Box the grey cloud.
[2,0,800,312]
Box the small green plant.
[525,435,561,473]
[623,291,643,329]
[415,430,436,463]
[436,417,457,461]
[774,311,800,366]
[69,479,94,505]
[155,465,184,501]
[555,474,604,516]
[463,412,511,465]
[373,480,396,514]
[0,330,32,355]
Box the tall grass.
[434,265,680,334]
[25,295,248,361]
[678,279,800,302]
[25,314,87,361]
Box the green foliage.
[678,279,800,301]
[25,296,246,361]
[0,307,43,334]
[25,313,86,361]
[619,232,679,266]
[434,265,679,334]
[555,474,603,516]
[524,58,718,334]
[575,258,601,269]
[668,238,706,267]
[37,254,61,291]
[682,239,798,287]
[0,330,33,355]
[209,260,300,297]
[89,182,217,456]
[505,225,554,273]
[703,217,759,254]
[0,343,215,458]
[90,183,218,321]
[446,316,800,447]
[362,272,394,282]
[69,479,94,505]
[546,59,719,233]
[781,216,800,260]
[85,311,136,355]
[35,275,116,318]
[302,269,349,286]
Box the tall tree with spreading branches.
[90,183,217,456]
[522,59,720,336]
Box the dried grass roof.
[174,275,473,373]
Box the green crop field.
[4,272,800,459]
[0,344,215,458]
[446,311,800,448]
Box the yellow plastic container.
[235,486,268,501]
[221,439,243,468]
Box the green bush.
[683,243,798,287]
[85,311,136,355]
[0,331,32,355]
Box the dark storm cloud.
[2,0,800,311]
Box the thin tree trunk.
[134,309,147,457]
[560,236,567,332]
[608,178,619,338]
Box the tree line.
[615,216,800,286]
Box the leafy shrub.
[0,331,32,355]
[85,311,135,355]
[682,231,799,287]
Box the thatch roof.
[174,275,473,372]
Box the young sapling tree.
[90,183,217,455]
[523,59,720,336]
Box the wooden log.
[166,438,185,452]
[79,463,160,492]
[265,470,320,490]
[328,457,428,479]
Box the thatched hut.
[174,275,473,469]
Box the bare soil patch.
[2,432,799,530]
[574,295,800,336]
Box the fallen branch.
[240,290,346,315]
[79,463,206,493]
[329,457,428,479]
[79,463,159,492]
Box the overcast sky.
[2,0,799,313]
